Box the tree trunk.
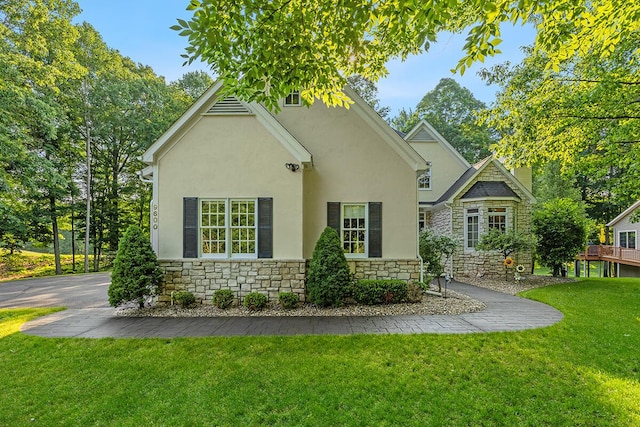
[84,126,91,274]
[71,196,76,272]
[49,195,62,275]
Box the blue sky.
[75,1,535,117]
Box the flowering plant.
[503,257,514,267]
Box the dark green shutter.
[183,197,198,258]
[368,202,382,258]
[327,202,341,232]
[258,198,273,258]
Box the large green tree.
[175,0,640,109]
[0,0,85,271]
[481,34,640,222]
[533,198,588,277]
[392,78,494,162]
[346,74,390,119]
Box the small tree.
[306,227,352,307]
[108,225,163,308]
[533,198,588,277]
[477,228,534,280]
[419,228,458,292]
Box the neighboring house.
[141,82,427,303]
[404,120,535,278]
[606,200,640,277]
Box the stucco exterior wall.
[154,115,304,260]
[272,101,419,259]
[410,141,468,203]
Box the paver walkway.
[20,281,563,338]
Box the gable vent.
[205,96,252,115]
[411,127,438,142]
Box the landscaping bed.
[116,287,485,317]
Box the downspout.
[445,201,453,277]
[417,180,424,283]
[138,171,153,184]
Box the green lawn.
[1,279,639,426]
[0,250,109,282]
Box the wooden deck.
[577,245,640,267]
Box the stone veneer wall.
[449,163,534,279]
[159,259,306,304]
[348,259,421,282]
[159,258,421,305]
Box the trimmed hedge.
[213,289,234,309]
[278,292,299,309]
[351,279,408,305]
[173,290,196,308]
[243,292,268,311]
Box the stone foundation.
[158,258,422,305]
[159,259,306,305]
[347,259,421,282]
[453,252,533,279]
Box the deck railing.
[579,245,640,267]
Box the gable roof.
[426,156,535,207]
[461,181,520,199]
[344,86,427,172]
[607,200,640,227]
[404,119,471,169]
[142,81,312,167]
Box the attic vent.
[206,96,252,115]
[409,127,438,142]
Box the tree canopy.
[481,33,640,221]
[391,78,494,162]
[1,0,210,271]
[175,0,640,109]
[532,198,588,277]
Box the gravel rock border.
[115,275,572,318]
[460,274,576,295]
[116,288,486,318]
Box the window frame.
[488,207,508,232]
[619,230,637,249]
[418,208,428,231]
[341,203,368,258]
[465,208,480,251]
[284,91,302,107]
[418,163,432,190]
[199,198,258,259]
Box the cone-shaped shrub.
[306,227,352,307]
[108,225,163,308]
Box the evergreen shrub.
[173,290,196,308]
[243,292,268,311]
[108,225,163,308]
[278,292,299,309]
[351,279,408,305]
[213,289,234,309]
[306,227,352,307]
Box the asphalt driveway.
[0,272,111,309]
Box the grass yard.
[1,279,639,426]
[0,250,108,282]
